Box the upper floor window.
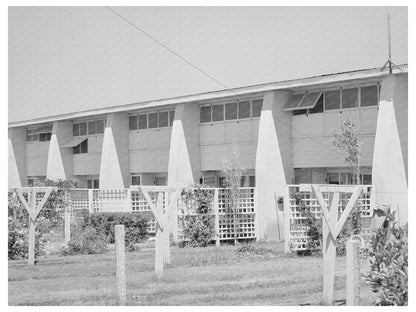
[286,84,380,116]
[129,110,175,131]
[73,119,105,137]
[26,127,52,142]
[87,179,99,189]
[73,139,88,154]
[200,98,263,124]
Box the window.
[169,111,175,126]
[79,122,87,136]
[292,109,308,116]
[362,173,372,185]
[203,176,217,187]
[298,92,322,109]
[87,179,99,189]
[138,114,147,129]
[252,99,263,117]
[212,104,224,122]
[158,111,169,128]
[324,90,341,110]
[361,85,378,107]
[200,106,211,123]
[73,123,80,136]
[148,112,158,128]
[225,102,238,120]
[129,115,138,130]
[284,94,305,111]
[342,88,359,109]
[38,132,52,142]
[238,101,251,119]
[87,121,96,135]
[27,178,34,187]
[309,94,324,114]
[131,175,141,186]
[73,139,88,154]
[26,127,52,142]
[96,120,105,134]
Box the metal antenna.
[381,14,402,74]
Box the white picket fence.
[68,187,257,243]
[283,184,375,253]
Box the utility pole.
[381,14,402,75]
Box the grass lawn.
[8,239,377,306]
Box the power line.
[105,6,230,90]
[104,7,353,160]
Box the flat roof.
[8,64,407,128]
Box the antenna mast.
[381,14,402,74]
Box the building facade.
[8,66,408,239]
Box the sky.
[8,6,408,123]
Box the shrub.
[180,185,216,247]
[83,212,149,251]
[61,226,107,255]
[8,217,50,260]
[365,224,408,306]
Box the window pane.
[148,113,158,128]
[129,115,138,130]
[362,174,372,185]
[93,180,99,189]
[342,88,359,109]
[138,114,147,129]
[169,111,175,126]
[96,120,105,134]
[87,180,92,189]
[212,104,224,122]
[225,102,238,120]
[200,106,211,123]
[80,122,87,136]
[73,123,80,136]
[309,94,324,114]
[327,173,340,184]
[39,133,46,141]
[361,85,378,107]
[204,176,217,187]
[73,144,80,154]
[159,111,169,127]
[292,109,307,116]
[249,175,256,187]
[46,132,52,141]
[88,121,97,135]
[238,101,250,119]
[81,139,88,153]
[132,176,141,185]
[32,134,39,141]
[299,92,322,109]
[252,99,263,117]
[325,90,341,110]
[284,94,304,110]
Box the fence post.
[28,190,36,266]
[170,190,179,243]
[346,239,361,306]
[64,205,71,244]
[163,192,171,265]
[283,186,291,254]
[88,189,94,214]
[155,192,164,278]
[126,188,132,212]
[115,225,126,306]
[214,188,220,247]
[322,192,338,305]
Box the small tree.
[221,142,244,245]
[332,118,361,185]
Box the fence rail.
[284,184,374,253]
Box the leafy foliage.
[332,119,361,184]
[8,217,50,260]
[180,184,216,247]
[365,224,408,306]
[61,226,108,255]
[82,212,149,251]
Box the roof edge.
[9,64,407,128]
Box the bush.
[61,226,107,255]
[83,212,149,251]
[8,217,50,260]
[180,185,216,247]
[365,224,408,306]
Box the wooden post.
[163,192,171,265]
[64,205,71,243]
[322,192,339,305]
[115,225,126,306]
[214,188,220,247]
[346,239,361,306]
[28,190,36,266]
[283,186,291,254]
[155,192,164,278]
[88,189,94,214]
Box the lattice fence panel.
[286,185,374,252]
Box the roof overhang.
[8,64,407,128]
